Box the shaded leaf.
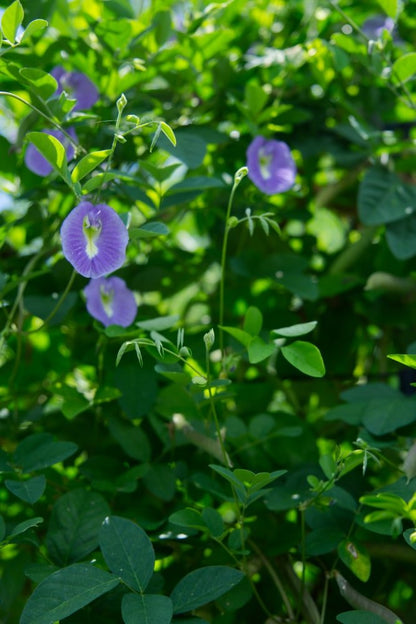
[171,566,244,614]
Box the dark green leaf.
[5,476,46,504]
[99,515,155,592]
[171,566,244,614]
[362,397,416,435]
[108,416,151,462]
[130,221,170,239]
[8,517,43,539]
[46,489,110,565]
[122,593,173,624]
[19,563,119,624]
[336,612,395,624]
[13,433,78,472]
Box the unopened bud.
[117,93,127,114]
[204,328,215,351]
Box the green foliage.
[1,0,416,622]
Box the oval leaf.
[19,563,119,624]
[171,566,244,614]
[393,52,416,84]
[71,149,111,183]
[122,593,173,624]
[281,341,325,377]
[5,475,46,504]
[1,0,23,43]
[26,131,68,175]
[99,515,155,592]
[272,321,317,337]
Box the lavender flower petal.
[24,127,77,177]
[362,15,395,39]
[84,276,137,327]
[60,202,128,278]
[51,66,99,111]
[246,136,296,194]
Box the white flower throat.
[83,213,102,259]
[100,285,114,318]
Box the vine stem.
[219,167,248,360]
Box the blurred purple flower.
[361,15,395,39]
[60,202,128,278]
[84,276,137,327]
[51,66,99,111]
[24,127,77,176]
[246,136,296,194]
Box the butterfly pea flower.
[361,15,395,40]
[60,202,128,278]
[24,127,77,177]
[51,66,99,111]
[84,276,137,327]
[246,136,296,195]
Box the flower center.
[83,213,102,259]
[100,285,114,318]
[259,150,272,180]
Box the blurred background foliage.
[1,0,416,622]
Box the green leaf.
[130,221,170,239]
[143,464,176,501]
[337,539,371,582]
[362,397,416,435]
[5,476,46,504]
[160,121,176,147]
[1,0,23,43]
[13,433,78,472]
[99,515,155,592]
[385,214,416,260]
[219,325,252,348]
[243,306,263,336]
[169,508,206,531]
[21,18,48,41]
[403,528,416,550]
[19,563,119,624]
[337,612,395,624]
[26,131,70,181]
[272,321,317,337]
[201,507,224,537]
[158,130,206,169]
[376,0,399,18]
[71,149,111,183]
[8,517,43,539]
[170,566,244,614]
[248,337,275,364]
[122,593,173,624]
[357,167,416,226]
[392,52,416,83]
[136,315,179,331]
[388,353,416,368]
[108,416,151,462]
[280,341,325,377]
[19,68,57,99]
[46,489,110,565]
[0,515,5,541]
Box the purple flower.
[246,136,296,194]
[60,202,129,278]
[361,15,396,40]
[51,66,99,111]
[84,276,137,327]
[25,128,77,176]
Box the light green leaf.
[219,326,252,348]
[376,0,399,18]
[99,515,155,592]
[19,563,119,624]
[247,337,275,364]
[1,0,23,43]
[272,321,317,338]
[21,18,48,41]
[122,594,173,624]
[393,52,416,83]
[388,353,416,369]
[243,306,263,336]
[26,131,69,179]
[71,149,111,183]
[19,68,57,99]
[337,539,371,582]
[160,121,176,147]
[130,221,170,239]
[171,566,244,614]
[281,341,325,377]
[5,476,46,504]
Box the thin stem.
[0,91,82,150]
[95,94,127,203]
[297,508,307,620]
[320,573,329,624]
[205,348,232,468]
[250,539,295,620]
[219,167,248,359]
